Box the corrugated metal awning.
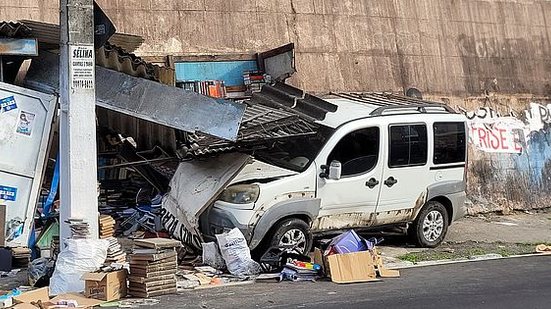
[24,51,246,142]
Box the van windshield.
[252,126,334,172]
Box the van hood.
[230,159,298,184]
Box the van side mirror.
[320,161,342,180]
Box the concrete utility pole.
[59,0,99,242]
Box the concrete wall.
[3,0,551,213]
[3,0,551,96]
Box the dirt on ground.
[379,208,551,266]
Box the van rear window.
[433,122,466,164]
[389,124,427,168]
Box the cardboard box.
[81,270,127,301]
[13,287,49,305]
[325,251,378,284]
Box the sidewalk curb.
[386,252,551,270]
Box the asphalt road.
[161,255,551,309]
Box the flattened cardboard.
[326,251,378,284]
[47,293,103,308]
[13,287,49,304]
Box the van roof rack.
[330,92,456,116]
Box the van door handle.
[365,178,379,189]
[384,176,398,187]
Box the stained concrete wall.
[3,0,551,96]
[3,0,551,213]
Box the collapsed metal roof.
[179,83,337,157]
[96,42,174,85]
[24,51,246,141]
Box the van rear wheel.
[409,200,449,248]
[268,218,313,255]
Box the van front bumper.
[201,203,254,243]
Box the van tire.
[409,200,449,248]
[268,218,313,255]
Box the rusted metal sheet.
[24,51,246,141]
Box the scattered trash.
[313,230,400,284]
[49,239,109,295]
[535,244,551,253]
[0,268,20,278]
[11,247,31,269]
[0,289,21,308]
[28,257,55,287]
[201,242,225,270]
[279,263,319,282]
[216,228,261,277]
[117,298,160,307]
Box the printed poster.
[0,96,17,113]
[15,111,35,137]
[0,185,17,202]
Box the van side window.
[433,122,466,164]
[389,124,427,168]
[327,127,380,177]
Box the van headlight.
[219,184,260,204]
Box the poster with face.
[15,111,35,137]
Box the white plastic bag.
[202,242,226,270]
[216,228,261,277]
[49,239,109,296]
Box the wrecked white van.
[196,94,468,255]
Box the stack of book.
[104,237,126,265]
[243,70,269,95]
[99,215,116,239]
[11,247,31,268]
[279,263,319,282]
[178,80,227,98]
[128,238,181,297]
[65,218,89,238]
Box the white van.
[201,94,468,255]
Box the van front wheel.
[268,218,313,255]
[409,201,449,248]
